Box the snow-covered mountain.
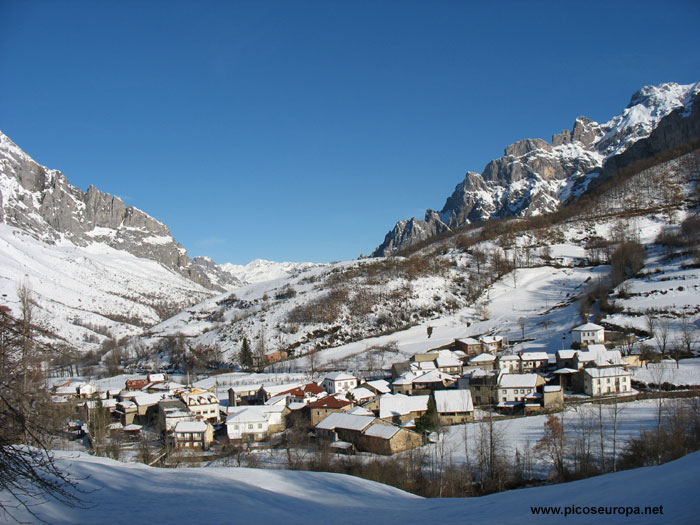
[373,81,700,256]
[0,131,212,287]
[0,132,223,346]
[192,256,323,290]
[0,130,326,349]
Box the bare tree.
[0,306,86,521]
[536,413,567,480]
[306,348,319,377]
[607,394,625,472]
[618,332,637,357]
[518,317,527,340]
[254,330,267,372]
[679,314,697,356]
[653,318,671,357]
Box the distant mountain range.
[373,82,700,256]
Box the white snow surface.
[3,448,699,523]
[0,223,211,343]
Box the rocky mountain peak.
[0,130,214,289]
[372,81,700,257]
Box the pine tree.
[238,338,253,370]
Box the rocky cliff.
[0,131,214,288]
[373,82,700,256]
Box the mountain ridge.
[372,81,700,257]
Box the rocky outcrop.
[0,131,214,288]
[372,81,700,257]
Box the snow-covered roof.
[349,387,375,401]
[393,372,418,386]
[413,370,455,384]
[498,355,520,362]
[347,406,374,417]
[315,412,375,432]
[183,392,219,405]
[366,380,391,394]
[436,356,462,368]
[323,372,356,382]
[123,424,143,432]
[226,407,269,424]
[584,367,631,378]
[480,335,503,344]
[433,390,474,414]
[174,421,207,433]
[573,323,604,331]
[557,350,577,359]
[457,337,480,345]
[265,393,291,406]
[133,393,163,406]
[379,394,429,419]
[410,361,437,371]
[499,373,540,389]
[470,353,497,363]
[262,383,304,396]
[363,423,400,440]
[228,384,262,393]
[520,351,549,361]
[544,385,562,393]
[578,345,625,367]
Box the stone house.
[379,393,429,425]
[307,395,353,426]
[433,389,474,425]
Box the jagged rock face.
[0,131,213,288]
[373,81,700,257]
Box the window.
[248,424,253,429]
[257,423,262,429]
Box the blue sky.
[2,1,699,265]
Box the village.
[52,321,652,462]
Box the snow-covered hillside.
[0,223,212,346]
[3,449,698,523]
[140,149,699,373]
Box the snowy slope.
[3,449,699,523]
[0,223,211,345]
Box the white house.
[322,372,359,395]
[468,353,497,370]
[583,367,632,396]
[497,373,544,406]
[226,407,269,441]
[181,392,220,423]
[496,355,520,373]
[572,323,605,346]
[480,335,504,353]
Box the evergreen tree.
[238,338,253,370]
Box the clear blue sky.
[2,1,699,264]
